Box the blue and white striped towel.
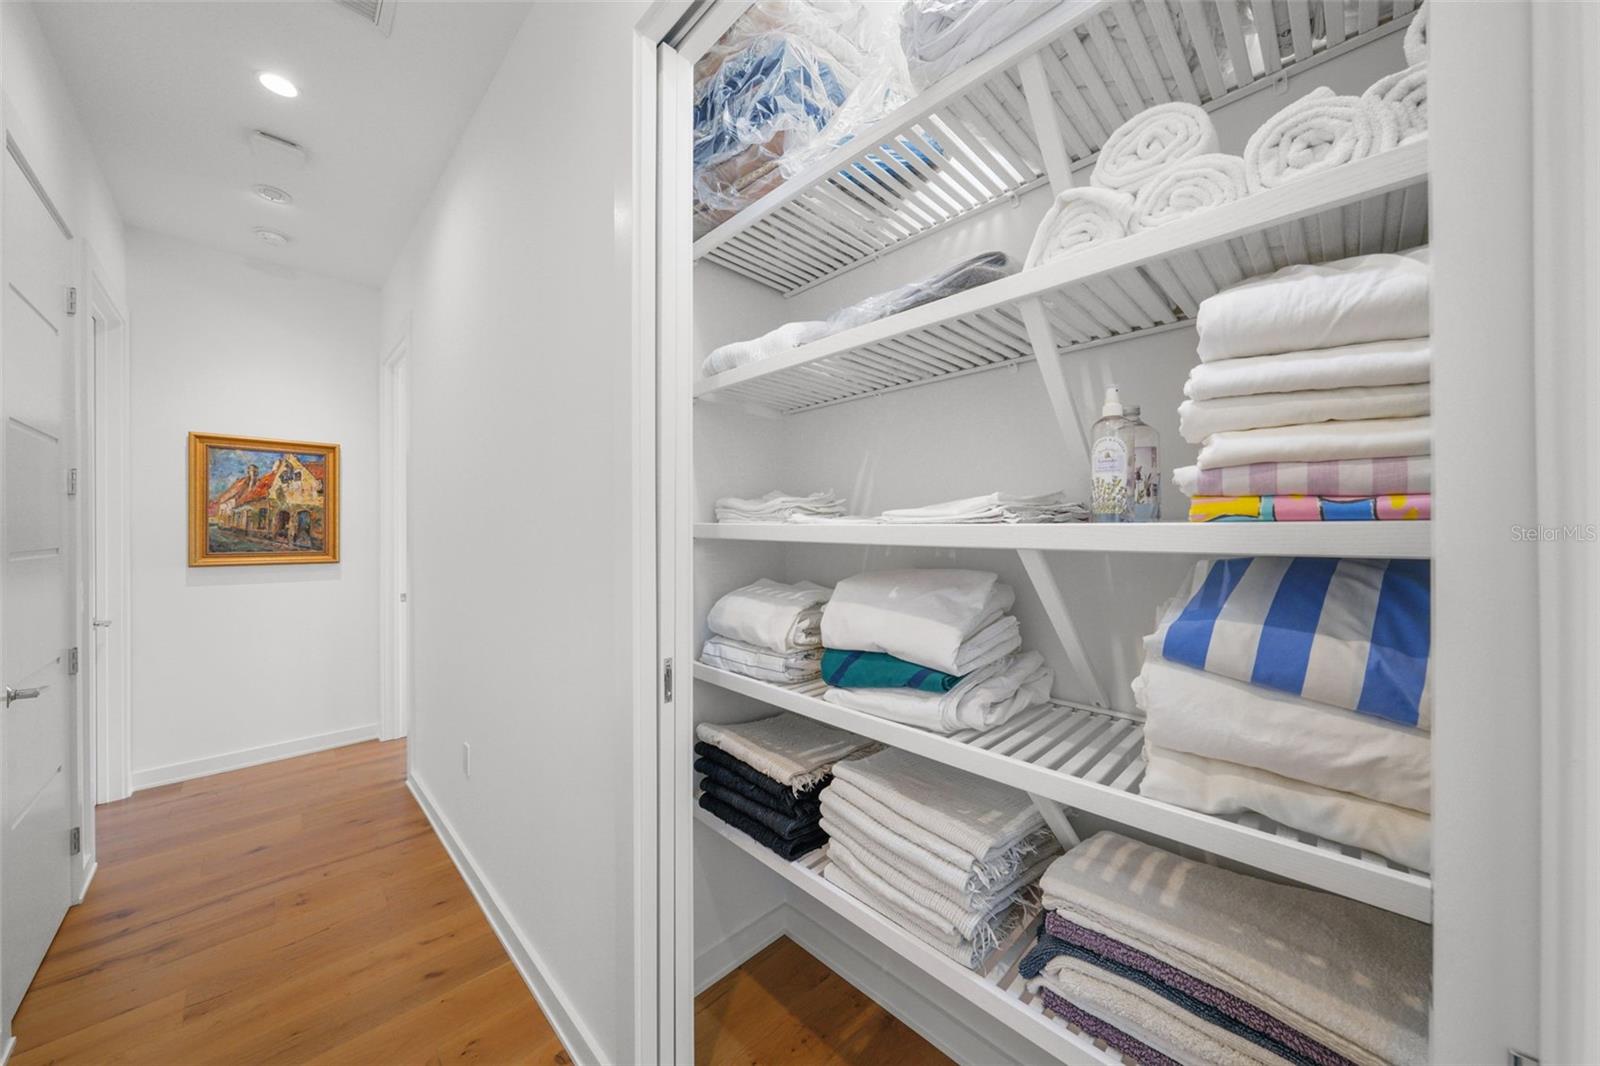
[1147,557,1431,730]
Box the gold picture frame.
[188,432,340,566]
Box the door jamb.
[378,331,411,743]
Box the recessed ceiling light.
[257,72,299,98]
[253,227,291,246]
[252,184,293,206]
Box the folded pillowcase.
[1193,249,1429,363]
[705,577,831,652]
[1091,102,1219,194]
[1195,415,1431,469]
[822,568,1015,675]
[1178,382,1431,442]
[1024,187,1134,268]
[1131,153,1249,231]
[1185,339,1432,402]
[700,636,821,684]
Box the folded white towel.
[1196,415,1431,469]
[1185,338,1431,401]
[715,489,847,523]
[834,747,1049,875]
[1091,101,1219,194]
[1364,63,1428,145]
[1134,658,1432,812]
[879,491,1087,524]
[705,578,830,652]
[1243,86,1400,192]
[1139,744,1432,871]
[1195,248,1430,362]
[700,636,821,685]
[1130,153,1249,231]
[1178,382,1431,442]
[1404,1,1428,65]
[822,569,1015,675]
[701,319,832,376]
[696,713,875,792]
[1024,187,1135,269]
[823,649,1050,734]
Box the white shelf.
[696,519,1431,558]
[695,664,1432,923]
[696,141,1429,414]
[695,1,1419,296]
[694,804,1126,1066]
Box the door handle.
[5,685,46,707]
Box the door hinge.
[662,658,674,703]
[65,286,77,316]
[1510,1052,1540,1066]
[69,826,81,855]
[67,467,78,497]
[67,646,79,675]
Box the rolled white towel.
[702,319,832,376]
[1024,187,1134,268]
[1403,0,1428,65]
[1364,63,1428,145]
[1130,153,1249,231]
[1243,86,1400,192]
[1091,102,1219,194]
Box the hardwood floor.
[10,739,943,1065]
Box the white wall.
[379,2,643,1061]
[126,228,380,787]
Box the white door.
[2,147,75,1024]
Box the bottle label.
[1132,444,1160,521]
[1091,436,1130,519]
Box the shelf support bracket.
[1018,296,1091,480]
[1016,547,1111,710]
[1016,53,1075,195]
[1028,794,1082,850]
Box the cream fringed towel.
[695,713,875,793]
[1040,832,1432,1066]
[1024,187,1134,268]
[1091,101,1218,194]
[1130,153,1249,231]
[1244,86,1399,192]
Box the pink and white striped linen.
[1173,455,1433,499]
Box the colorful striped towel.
[821,648,961,692]
[1188,493,1431,522]
[1149,557,1431,729]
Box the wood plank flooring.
[9,739,943,1066]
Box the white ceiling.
[33,0,533,286]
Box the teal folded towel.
[822,648,963,692]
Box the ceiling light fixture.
[253,227,291,246]
[252,184,294,206]
[257,72,299,98]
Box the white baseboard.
[130,724,379,791]
[407,774,605,1066]
[74,860,98,905]
[695,905,787,995]
[0,1033,15,1066]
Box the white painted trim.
[130,725,378,792]
[377,330,411,742]
[73,861,96,906]
[693,904,785,995]
[407,773,603,1066]
[0,1034,14,1066]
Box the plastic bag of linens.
[825,251,1018,333]
[692,2,908,226]
[899,0,1065,91]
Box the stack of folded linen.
[1023,832,1430,1066]
[1136,556,1433,870]
[819,569,1052,734]
[696,713,876,861]
[700,578,831,686]
[821,748,1062,969]
[714,490,847,523]
[1177,248,1433,522]
[878,491,1088,524]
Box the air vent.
[330,0,395,35]
[249,130,309,170]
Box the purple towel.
[1035,986,1180,1066]
[1045,912,1356,1066]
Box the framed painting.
[188,432,340,566]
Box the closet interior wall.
[685,7,1433,1058]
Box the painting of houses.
[189,433,339,565]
